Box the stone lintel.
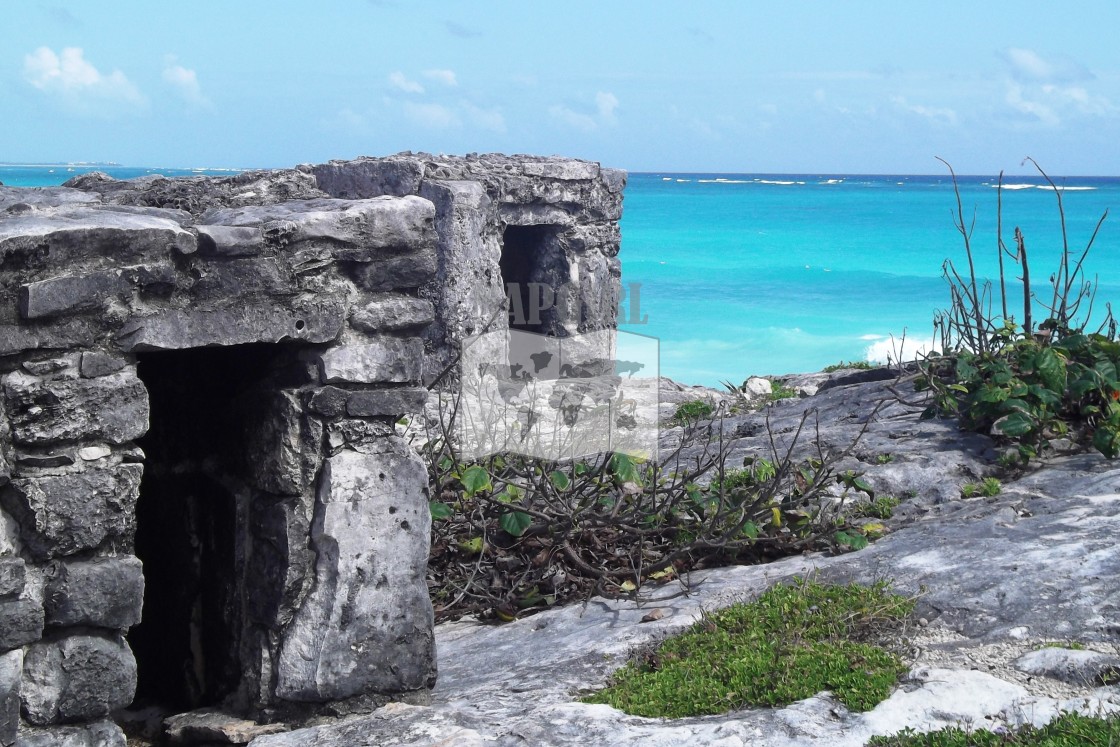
[115,300,345,352]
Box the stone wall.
[0,177,439,745]
[0,153,625,746]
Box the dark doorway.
[129,343,293,712]
[500,224,565,334]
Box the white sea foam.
[1039,185,1097,191]
[698,178,750,184]
[999,183,1037,190]
[859,334,886,341]
[756,179,804,185]
[675,179,691,183]
[865,334,936,365]
[822,179,843,184]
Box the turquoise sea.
[4,164,1119,387]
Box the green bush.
[921,160,1118,463]
[671,398,715,424]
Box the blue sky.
[3,1,1119,174]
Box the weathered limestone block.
[349,295,435,333]
[345,388,428,418]
[306,386,350,418]
[343,246,438,291]
[18,264,176,320]
[115,299,345,351]
[0,320,95,359]
[3,464,143,559]
[163,710,287,744]
[275,442,435,701]
[202,196,436,260]
[15,719,125,747]
[246,495,314,627]
[0,207,196,269]
[0,599,43,650]
[195,224,264,257]
[0,558,24,598]
[312,157,425,198]
[21,633,136,726]
[318,339,423,385]
[2,369,148,446]
[77,352,126,379]
[43,556,144,629]
[0,649,21,747]
[244,390,322,496]
[188,257,295,299]
[0,186,98,212]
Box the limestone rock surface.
[252,375,1120,746]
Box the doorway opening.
[128,342,295,713]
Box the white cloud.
[162,61,210,107]
[388,71,424,93]
[423,69,457,86]
[549,91,620,132]
[1001,47,1091,84]
[892,96,958,126]
[23,46,144,112]
[549,104,598,132]
[402,101,460,129]
[462,101,505,132]
[596,91,618,124]
[1004,83,1060,126]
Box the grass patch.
[769,381,799,401]
[672,398,715,424]
[869,711,1120,746]
[961,477,1001,498]
[851,496,901,520]
[583,579,914,718]
[823,360,875,372]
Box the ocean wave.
[998,184,1038,190]
[865,334,935,365]
[756,179,806,185]
[990,183,1098,192]
[697,178,751,184]
[821,179,844,185]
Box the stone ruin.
[0,154,624,745]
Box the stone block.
[19,271,129,320]
[312,157,425,198]
[0,650,21,747]
[3,369,148,446]
[0,558,25,599]
[43,556,144,629]
[317,339,423,385]
[244,390,322,496]
[163,710,287,744]
[3,464,143,560]
[0,599,43,650]
[0,207,197,269]
[307,386,349,418]
[202,196,436,260]
[350,295,435,333]
[14,719,125,747]
[0,321,95,358]
[344,247,438,291]
[275,443,435,701]
[115,299,344,351]
[247,495,314,627]
[345,388,428,418]
[78,352,126,379]
[195,224,264,256]
[188,257,295,299]
[21,633,136,726]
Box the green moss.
[869,711,1120,746]
[583,579,914,718]
[768,381,799,401]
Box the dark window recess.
[500,224,567,335]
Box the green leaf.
[834,530,869,551]
[550,470,571,491]
[429,501,454,520]
[740,521,760,539]
[1035,347,1068,393]
[500,510,533,537]
[460,465,492,496]
[611,452,640,484]
[458,536,484,554]
[994,411,1034,437]
[1092,425,1120,459]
